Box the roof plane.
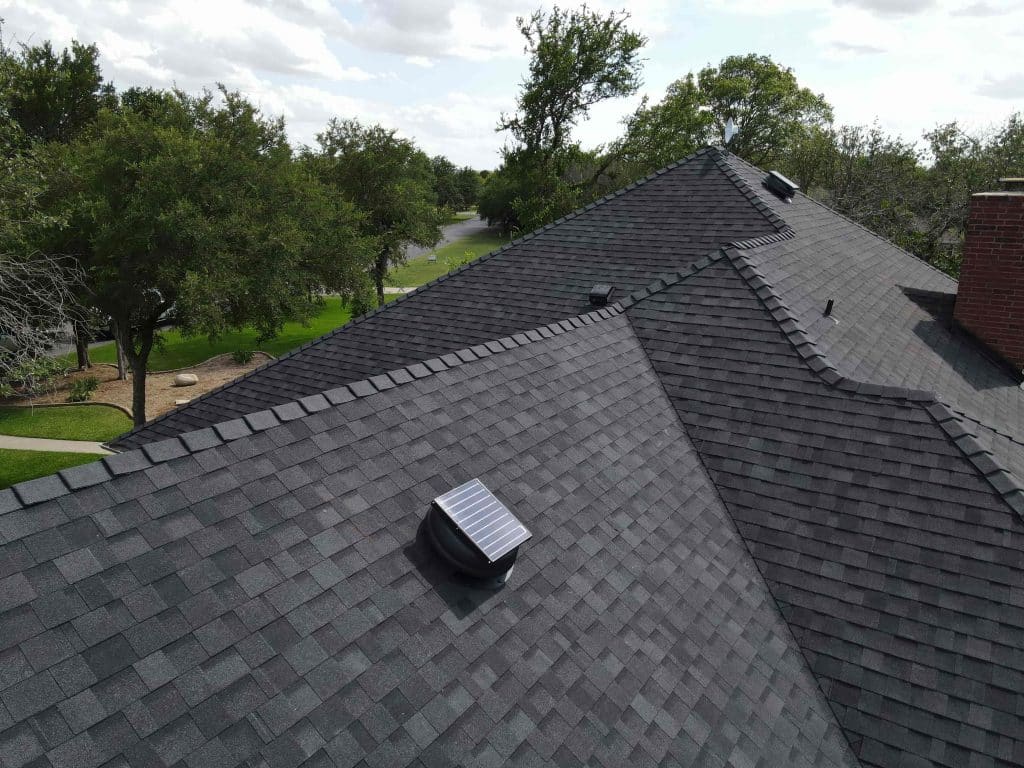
[3,146,1024,768]
[0,310,859,768]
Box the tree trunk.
[129,354,147,426]
[73,321,92,370]
[374,250,388,307]
[117,320,155,427]
[115,338,128,381]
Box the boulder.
[174,373,199,387]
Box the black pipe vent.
[589,284,614,306]
[764,170,799,202]
[427,478,531,587]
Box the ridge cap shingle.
[0,305,624,519]
[711,149,791,235]
[728,244,1024,520]
[720,150,958,284]
[110,146,733,450]
[615,240,1024,522]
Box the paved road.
[405,214,493,261]
[0,434,112,454]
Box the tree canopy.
[480,5,646,234]
[62,88,370,423]
[0,36,115,147]
[618,54,833,174]
[308,118,442,306]
[0,119,82,389]
[500,5,646,157]
[431,155,482,211]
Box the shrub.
[3,357,70,398]
[231,349,255,365]
[67,376,100,402]
[443,250,477,273]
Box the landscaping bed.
[3,352,272,421]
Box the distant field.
[0,449,99,489]
[386,231,506,287]
[71,295,398,371]
[0,405,131,442]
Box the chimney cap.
[999,177,1024,191]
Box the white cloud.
[834,0,936,15]
[1,0,1021,169]
[405,56,436,68]
[978,73,1024,99]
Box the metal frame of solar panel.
[432,479,531,563]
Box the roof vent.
[764,170,799,202]
[427,478,531,587]
[589,284,614,306]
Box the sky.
[1,0,1022,169]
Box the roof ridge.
[721,245,1024,520]
[0,305,624,519]
[710,149,790,235]
[113,146,727,449]
[949,406,1024,446]
[720,151,958,285]
[609,241,1024,520]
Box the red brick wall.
[954,192,1024,371]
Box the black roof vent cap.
[763,170,800,202]
[427,478,531,588]
[589,284,614,306]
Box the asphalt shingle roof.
[624,251,1024,767]
[115,148,780,449]
[0,311,858,768]
[4,146,1024,768]
[719,153,1024,481]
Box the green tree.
[619,54,832,175]
[431,157,483,211]
[0,34,116,368]
[0,36,115,146]
[308,119,442,306]
[616,74,713,172]
[0,119,82,390]
[501,5,645,155]
[432,155,463,210]
[65,88,369,425]
[481,5,646,234]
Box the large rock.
[174,373,199,387]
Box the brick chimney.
[953,178,1024,373]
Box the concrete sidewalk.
[0,434,112,454]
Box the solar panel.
[432,479,531,563]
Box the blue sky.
[2,0,1021,168]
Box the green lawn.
[443,210,477,224]
[386,230,507,287]
[73,295,397,371]
[0,405,132,442]
[0,449,100,489]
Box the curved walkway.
[0,434,111,454]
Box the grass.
[0,449,100,490]
[0,405,132,442]
[443,210,477,224]
[386,230,507,287]
[71,295,397,372]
